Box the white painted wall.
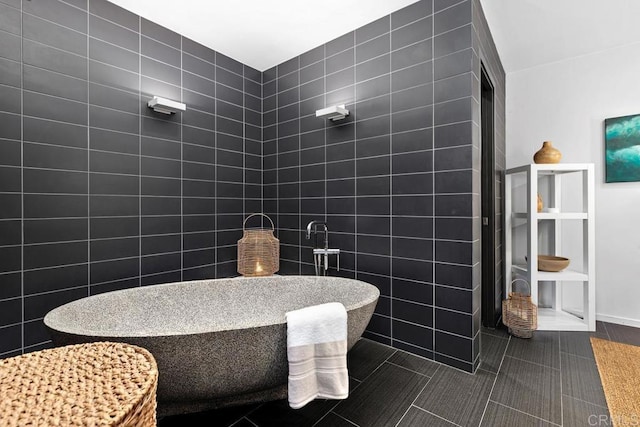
[506,43,640,327]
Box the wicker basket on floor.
[502,279,538,338]
[0,341,158,426]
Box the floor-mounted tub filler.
[306,220,341,276]
[44,275,379,416]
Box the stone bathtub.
[44,275,379,416]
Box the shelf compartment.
[537,307,588,331]
[512,212,588,220]
[511,265,588,281]
[538,269,588,281]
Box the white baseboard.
[596,313,640,328]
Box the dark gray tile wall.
[0,0,505,374]
[263,0,504,372]
[0,0,260,357]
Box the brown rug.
[591,337,640,427]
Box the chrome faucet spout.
[305,220,327,240]
[305,221,315,239]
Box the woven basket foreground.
[0,342,158,426]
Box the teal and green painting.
[605,114,640,183]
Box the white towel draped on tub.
[285,302,349,409]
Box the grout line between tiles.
[23,340,52,351]
[179,33,184,282]
[409,405,460,426]
[354,347,398,385]
[313,410,359,427]
[19,0,25,356]
[296,55,301,275]
[394,364,442,427]
[600,321,612,340]
[135,11,143,289]
[228,418,246,427]
[561,393,609,410]
[84,0,90,296]
[489,400,562,426]
[384,360,434,378]
[559,349,594,361]
[559,332,564,424]
[478,334,511,426]
[333,411,361,426]
[502,354,560,371]
[387,15,393,340]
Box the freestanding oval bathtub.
[44,275,379,416]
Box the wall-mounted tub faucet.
[305,221,339,276]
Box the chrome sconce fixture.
[147,96,186,114]
[316,104,349,121]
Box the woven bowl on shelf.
[538,255,570,272]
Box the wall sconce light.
[147,96,187,114]
[237,213,279,277]
[316,104,349,121]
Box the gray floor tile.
[561,352,607,408]
[314,412,358,427]
[387,350,440,377]
[562,395,609,427]
[479,333,509,373]
[482,325,511,339]
[490,356,561,424]
[333,362,429,427]
[559,331,606,359]
[506,331,560,369]
[159,403,257,427]
[231,419,256,427]
[397,406,457,426]
[414,365,496,426]
[596,321,610,339]
[347,338,396,381]
[247,399,338,427]
[160,326,640,427]
[480,401,555,426]
[603,322,640,347]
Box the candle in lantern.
[255,261,263,274]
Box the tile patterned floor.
[159,322,639,426]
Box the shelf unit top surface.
[512,212,588,220]
[506,163,593,175]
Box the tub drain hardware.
[238,213,279,277]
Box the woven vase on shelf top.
[533,141,562,164]
[537,194,543,213]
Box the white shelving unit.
[505,163,595,331]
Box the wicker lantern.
[237,213,279,277]
[502,279,538,338]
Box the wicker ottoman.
[0,342,158,426]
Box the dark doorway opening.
[481,64,500,328]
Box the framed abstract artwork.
[605,113,640,183]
